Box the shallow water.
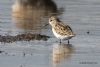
[0,0,100,67]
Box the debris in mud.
[0,51,4,53]
[0,33,50,43]
[87,30,90,34]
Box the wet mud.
[0,33,50,43]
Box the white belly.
[52,29,70,40]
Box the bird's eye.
[50,20,53,22]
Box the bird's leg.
[68,40,69,44]
[60,39,62,44]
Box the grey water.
[0,0,100,67]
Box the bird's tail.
[69,34,75,37]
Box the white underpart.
[52,28,73,40]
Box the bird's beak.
[44,24,49,26]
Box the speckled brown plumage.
[49,16,75,43]
[53,21,74,36]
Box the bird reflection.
[52,43,74,67]
[12,0,60,33]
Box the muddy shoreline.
[0,33,50,43]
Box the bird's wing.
[54,22,73,36]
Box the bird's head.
[49,16,60,26]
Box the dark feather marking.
[54,22,73,36]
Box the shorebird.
[49,16,75,44]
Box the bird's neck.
[51,21,58,27]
